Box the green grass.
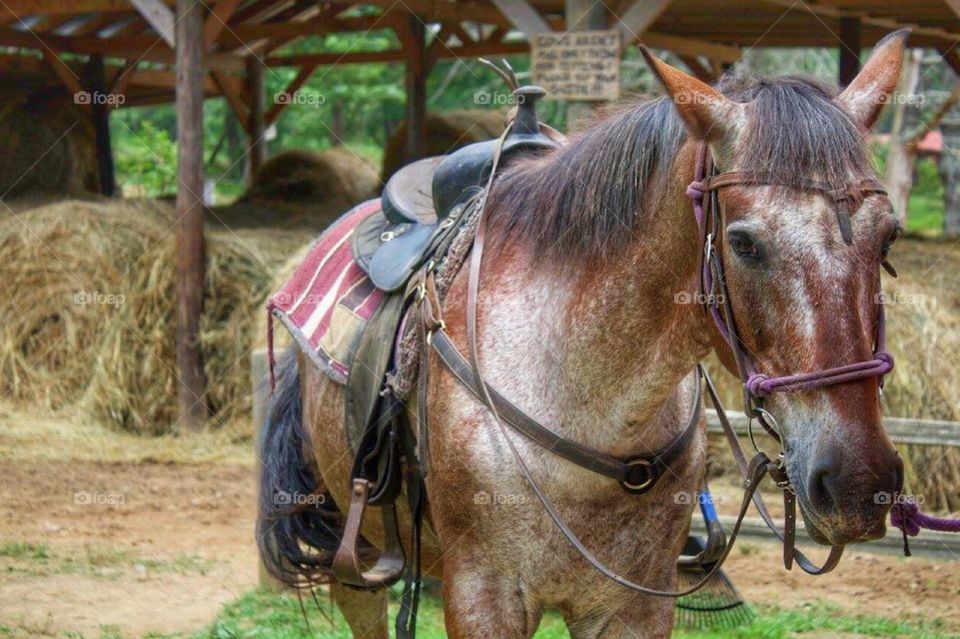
[188,588,954,639]
[907,190,946,236]
[0,540,210,580]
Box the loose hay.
[0,199,170,408]
[84,233,274,435]
[381,109,507,181]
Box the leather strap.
[431,329,700,492]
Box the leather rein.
[412,134,895,596]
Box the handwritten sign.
[531,30,621,101]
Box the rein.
[412,137,899,597]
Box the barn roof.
[2,0,960,108]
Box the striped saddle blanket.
[267,199,386,385]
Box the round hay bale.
[211,148,379,233]
[381,109,508,182]
[242,148,379,208]
[0,93,99,197]
[0,199,170,407]
[84,233,274,435]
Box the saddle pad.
[267,199,386,385]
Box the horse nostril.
[807,462,836,514]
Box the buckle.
[621,458,655,494]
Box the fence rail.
[706,409,960,448]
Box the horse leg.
[441,553,542,639]
[330,583,389,639]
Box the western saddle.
[333,79,562,639]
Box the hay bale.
[83,233,274,435]
[0,93,99,197]
[381,109,507,182]
[210,148,379,232]
[0,199,170,407]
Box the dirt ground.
[2,457,960,638]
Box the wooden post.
[175,0,208,430]
[401,15,426,165]
[246,57,266,179]
[885,48,922,225]
[86,53,115,196]
[565,0,607,123]
[838,16,861,87]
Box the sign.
[531,30,621,101]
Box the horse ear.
[639,46,743,141]
[838,29,911,130]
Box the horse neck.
[469,143,710,455]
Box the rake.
[675,485,755,631]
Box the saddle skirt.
[267,199,386,385]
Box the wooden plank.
[839,16,861,87]
[175,0,209,430]
[129,0,175,48]
[613,0,673,51]
[939,46,960,78]
[204,0,243,49]
[640,32,739,63]
[264,63,317,126]
[679,54,715,83]
[491,0,551,36]
[108,58,137,97]
[86,53,116,196]
[246,57,267,178]
[706,410,960,448]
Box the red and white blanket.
[267,199,385,385]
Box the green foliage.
[112,118,178,197]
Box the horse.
[258,31,908,638]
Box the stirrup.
[332,478,406,588]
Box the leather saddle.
[353,86,563,292]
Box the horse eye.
[881,224,900,259]
[729,230,760,260]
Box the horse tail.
[256,351,344,586]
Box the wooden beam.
[108,59,137,98]
[246,57,267,178]
[640,32,739,64]
[839,16,861,87]
[211,71,249,130]
[679,54,715,83]
[491,0,550,36]
[0,0,135,20]
[40,48,84,97]
[399,15,427,164]
[204,0,243,49]
[174,0,208,430]
[129,0,175,48]
[939,46,960,78]
[612,0,673,51]
[264,63,317,126]
[86,53,116,196]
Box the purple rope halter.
[686,144,895,405]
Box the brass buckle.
[621,458,655,493]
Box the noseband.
[686,142,894,427]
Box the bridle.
[688,141,894,425]
[413,131,896,597]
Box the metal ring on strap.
[621,458,655,493]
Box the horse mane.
[487,75,875,260]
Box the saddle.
[354,85,563,293]
[330,81,563,638]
